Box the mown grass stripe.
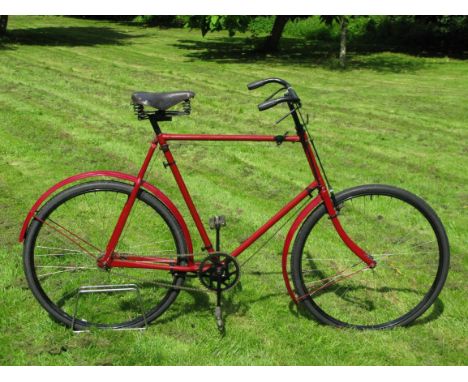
[1,16,466,366]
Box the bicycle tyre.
[23,181,187,330]
[291,184,450,329]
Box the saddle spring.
[133,103,149,120]
[133,100,192,121]
[181,100,192,115]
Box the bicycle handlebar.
[247,78,291,90]
[258,96,289,111]
[247,77,300,112]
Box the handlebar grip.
[247,78,291,90]
[258,97,286,111]
[247,79,269,90]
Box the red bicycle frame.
[96,123,376,298]
[20,111,376,303]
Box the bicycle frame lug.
[306,185,318,198]
[274,131,289,146]
[368,256,377,269]
[163,160,176,169]
[96,256,110,270]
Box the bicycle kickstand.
[215,280,225,334]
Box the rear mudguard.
[281,196,322,303]
[18,170,194,254]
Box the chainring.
[198,253,240,291]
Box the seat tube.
[158,134,214,253]
[98,138,158,268]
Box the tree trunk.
[0,16,8,37]
[262,16,289,52]
[339,18,348,68]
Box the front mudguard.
[18,170,194,254]
[281,195,322,303]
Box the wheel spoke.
[292,186,447,328]
[26,182,187,329]
[37,246,86,253]
[37,266,95,278]
[34,216,99,260]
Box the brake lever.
[264,86,287,103]
[274,104,300,125]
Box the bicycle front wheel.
[291,184,449,329]
[23,181,187,330]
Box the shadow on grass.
[158,279,286,332]
[408,297,444,327]
[0,37,14,50]
[288,254,446,327]
[289,294,445,328]
[173,37,433,73]
[0,26,139,49]
[154,288,211,326]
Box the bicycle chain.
[105,253,241,295]
[106,254,217,295]
[108,268,217,294]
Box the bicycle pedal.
[209,215,226,230]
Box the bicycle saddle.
[131,91,195,111]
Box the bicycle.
[20,78,450,331]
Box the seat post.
[149,114,163,135]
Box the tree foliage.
[185,16,251,37]
[186,16,302,52]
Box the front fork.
[299,125,376,269]
[320,184,376,268]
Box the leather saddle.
[131,91,195,111]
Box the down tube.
[230,182,318,258]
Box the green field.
[0,16,467,365]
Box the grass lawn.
[0,16,467,365]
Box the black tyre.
[23,181,187,330]
[291,184,450,329]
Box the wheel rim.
[295,188,446,328]
[26,182,185,329]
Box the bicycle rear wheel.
[291,184,449,329]
[23,181,187,330]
